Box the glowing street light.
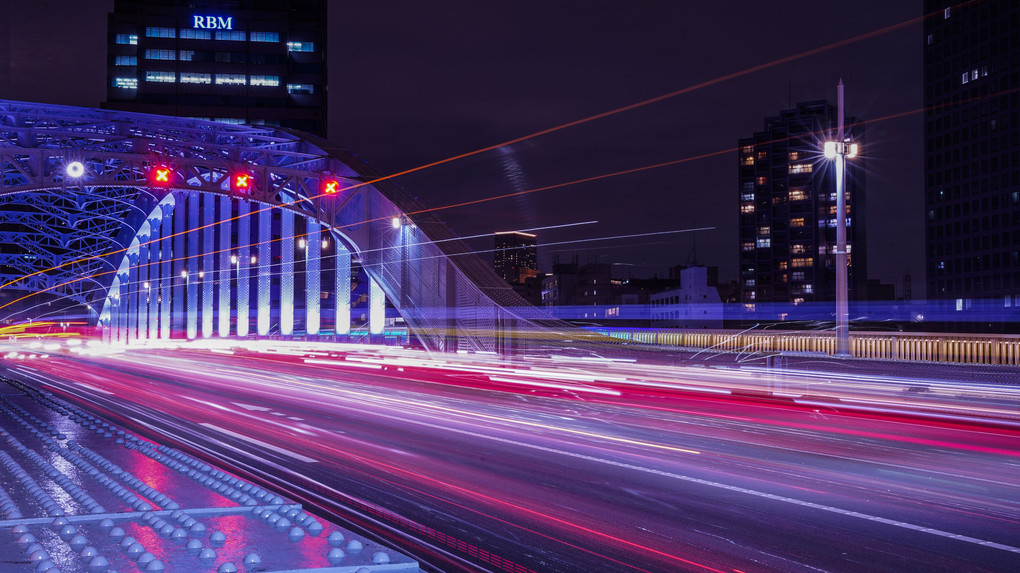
[391,217,401,229]
[822,79,859,357]
[230,254,238,265]
[66,161,85,178]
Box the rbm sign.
[193,15,233,30]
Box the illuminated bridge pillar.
[257,206,271,336]
[236,200,251,337]
[159,201,173,340]
[145,218,160,341]
[280,209,295,336]
[137,232,150,342]
[306,220,321,335]
[118,270,129,344]
[186,192,200,340]
[126,243,139,343]
[370,277,385,335]
[218,196,232,337]
[335,241,351,336]
[201,196,215,338]
[172,194,186,337]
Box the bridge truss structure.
[0,99,577,354]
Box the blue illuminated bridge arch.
[0,99,585,354]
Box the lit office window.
[180,29,212,40]
[250,32,280,42]
[214,118,246,125]
[180,72,212,84]
[215,30,246,41]
[286,83,314,94]
[215,74,246,85]
[145,27,176,38]
[112,77,138,89]
[249,75,280,87]
[145,71,176,83]
[286,41,315,52]
[756,238,771,248]
[115,34,138,45]
[114,56,137,66]
[179,50,195,61]
[788,163,813,174]
[145,49,176,60]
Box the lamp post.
[823,80,858,357]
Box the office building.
[493,231,538,285]
[105,0,326,135]
[738,100,867,306]
[924,1,1020,302]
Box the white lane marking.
[304,358,381,369]
[198,423,316,463]
[487,376,621,396]
[346,407,1020,555]
[232,402,271,412]
[76,382,114,396]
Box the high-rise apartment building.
[738,100,867,306]
[924,1,1020,301]
[494,231,538,284]
[105,0,326,135]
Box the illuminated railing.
[588,327,1020,366]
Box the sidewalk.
[0,376,419,573]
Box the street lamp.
[823,80,859,357]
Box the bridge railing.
[587,327,1020,366]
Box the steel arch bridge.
[0,99,571,353]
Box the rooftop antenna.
[687,216,699,267]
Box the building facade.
[738,100,867,307]
[649,266,723,329]
[924,0,1020,302]
[493,231,538,284]
[105,0,326,135]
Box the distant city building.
[493,231,538,284]
[104,0,326,135]
[924,1,1020,302]
[738,100,867,307]
[649,266,723,329]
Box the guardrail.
[589,327,1020,366]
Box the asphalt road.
[4,344,1019,573]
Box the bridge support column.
[280,209,294,336]
[370,277,385,336]
[127,246,139,344]
[172,193,187,338]
[218,196,232,338]
[335,241,350,337]
[137,234,150,342]
[306,220,321,336]
[257,206,271,336]
[186,192,200,339]
[237,200,250,337]
[201,195,215,338]
[159,202,173,339]
[146,219,160,341]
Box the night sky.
[3,1,924,297]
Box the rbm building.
[105,0,326,135]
